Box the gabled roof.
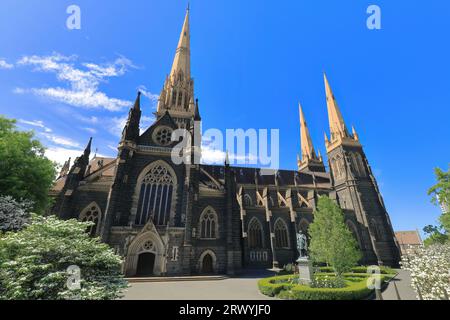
[395,231,423,246]
[200,165,331,189]
[139,111,179,146]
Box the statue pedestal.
[296,257,313,285]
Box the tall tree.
[0,116,56,213]
[309,196,362,276]
[424,167,450,245]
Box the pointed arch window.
[79,203,102,237]
[200,207,218,239]
[244,194,253,207]
[172,90,177,106]
[248,218,264,249]
[135,163,176,226]
[274,219,289,249]
[177,91,183,107]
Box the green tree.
[424,167,450,245]
[0,215,127,300]
[309,196,362,277]
[423,225,448,246]
[0,116,56,213]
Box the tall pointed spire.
[324,73,349,140]
[299,102,317,161]
[157,7,196,122]
[170,7,191,81]
[297,103,325,173]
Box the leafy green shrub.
[0,196,32,233]
[0,215,128,300]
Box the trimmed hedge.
[318,266,396,275]
[258,275,296,297]
[258,273,393,300]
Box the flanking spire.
[323,73,360,153]
[297,103,325,173]
[324,73,349,139]
[299,103,317,161]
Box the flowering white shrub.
[0,196,32,232]
[401,244,450,300]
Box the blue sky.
[0,0,449,235]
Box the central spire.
[170,7,191,82]
[157,7,195,122]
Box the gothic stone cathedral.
[50,9,401,277]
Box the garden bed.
[258,271,395,300]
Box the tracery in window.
[135,163,175,226]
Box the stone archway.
[198,250,218,274]
[125,231,165,277]
[136,252,156,277]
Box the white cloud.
[200,143,258,165]
[45,146,110,167]
[75,114,99,124]
[15,53,135,111]
[0,59,13,69]
[41,132,81,148]
[45,147,84,166]
[18,119,52,133]
[138,85,160,108]
[82,127,97,134]
[108,115,128,138]
[106,114,155,138]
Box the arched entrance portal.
[125,231,165,277]
[198,250,217,275]
[136,252,156,277]
[202,254,214,274]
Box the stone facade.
[49,9,401,277]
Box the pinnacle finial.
[225,150,230,166]
[133,91,141,110]
[352,125,359,141]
